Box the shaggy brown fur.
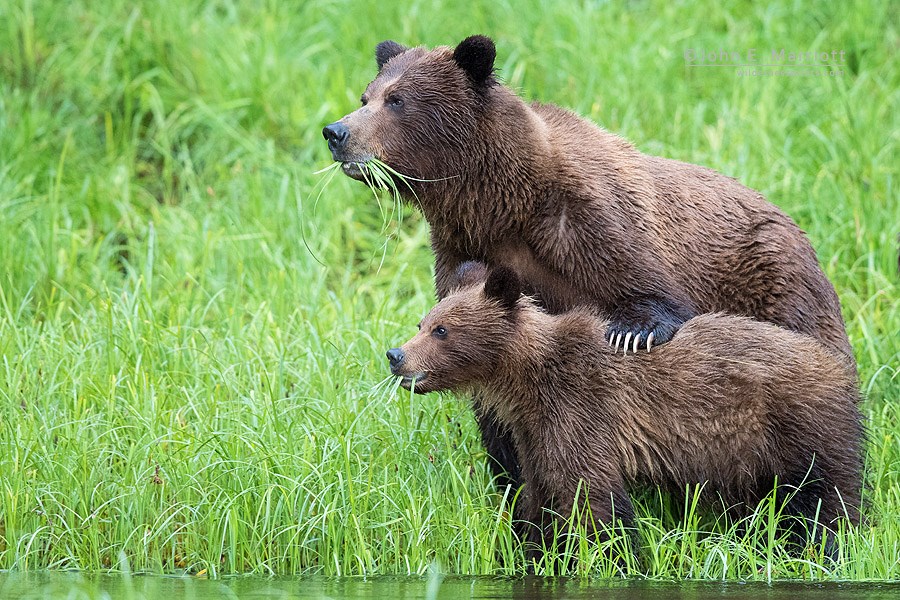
[325,35,854,485]
[387,265,863,559]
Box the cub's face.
[322,36,497,183]
[386,265,521,394]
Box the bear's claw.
[606,321,677,355]
[605,296,691,355]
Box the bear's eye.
[432,326,448,339]
[386,94,403,108]
[360,95,368,106]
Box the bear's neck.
[480,308,626,482]
[482,307,612,430]
[411,87,550,257]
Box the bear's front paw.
[605,319,679,355]
[605,296,693,355]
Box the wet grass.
[0,0,897,580]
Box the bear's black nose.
[322,122,350,151]
[386,348,405,370]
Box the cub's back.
[576,313,858,490]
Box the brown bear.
[324,35,854,485]
[386,263,863,560]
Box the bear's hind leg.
[778,465,859,560]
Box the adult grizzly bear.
[323,35,854,484]
[386,264,862,559]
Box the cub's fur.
[387,264,862,557]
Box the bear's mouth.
[399,372,428,390]
[341,161,367,180]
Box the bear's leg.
[473,394,522,489]
[509,477,548,571]
[555,484,637,572]
[771,414,862,557]
[605,293,695,353]
[588,486,637,566]
[776,464,854,560]
[778,476,826,548]
[530,484,636,571]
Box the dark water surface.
[1,573,899,599]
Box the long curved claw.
[646,332,655,353]
[614,332,622,353]
[623,332,632,355]
[632,334,640,355]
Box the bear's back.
[555,312,859,498]
[523,101,850,358]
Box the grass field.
[0,0,897,580]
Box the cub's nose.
[322,122,350,151]
[386,348,405,371]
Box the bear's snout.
[386,347,406,373]
[322,122,350,155]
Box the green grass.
[0,0,897,580]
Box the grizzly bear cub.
[326,35,855,488]
[386,264,862,557]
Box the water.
[1,573,898,599]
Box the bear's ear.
[453,35,496,86]
[484,266,520,311]
[376,40,408,71]
[454,261,489,289]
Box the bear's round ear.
[453,35,496,87]
[484,266,520,311]
[454,261,489,289]
[376,40,408,71]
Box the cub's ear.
[453,35,496,86]
[454,261,489,289]
[376,40,408,71]
[484,266,520,310]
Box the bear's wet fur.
[388,264,863,560]
[327,35,855,486]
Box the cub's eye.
[386,95,403,108]
[432,326,448,339]
[360,95,368,106]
